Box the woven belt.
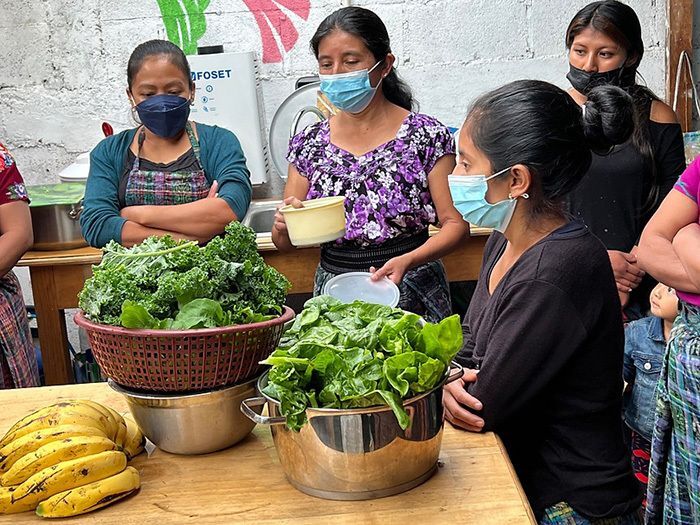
[320,230,429,274]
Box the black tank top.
[568,100,684,252]
[567,98,685,316]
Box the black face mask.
[566,63,624,95]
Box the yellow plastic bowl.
[280,196,346,247]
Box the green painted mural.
[156,0,211,55]
[155,0,310,62]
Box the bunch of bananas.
[0,400,145,518]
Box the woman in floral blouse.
[272,7,468,322]
[0,143,40,388]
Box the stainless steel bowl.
[109,378,257,455]
[241,363,463,500]
[30,201,87,250]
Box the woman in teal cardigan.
[81,40,252,248]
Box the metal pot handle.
[446,361,464,384]
[240,397,287,426]
[69,198,84,220]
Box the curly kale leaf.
[78,265,150,326]
[79,222,290,328]
[101,237,202,282]
[203,221,260,265]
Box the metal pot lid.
[28,183,85,207]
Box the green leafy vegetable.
[120,300,169,330]
[79,222,290,329]
[261,297,463,431]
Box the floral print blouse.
[0,144,28,205]
[287,113,455,247]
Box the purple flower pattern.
[287,113,455,247]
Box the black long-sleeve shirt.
[456,222,641,519]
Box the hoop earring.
[130,105,141,126]
[522,193,530,199]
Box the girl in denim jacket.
[623,283,678,505]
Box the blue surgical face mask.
[135,94,191,138]
[448,167,517,232]
[319,62,383,114]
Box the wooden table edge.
[17,227,493,264]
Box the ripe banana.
[0,424,108,475]
[36,466,140,518]
[0,485,34,514]
[78,401,119,441]
[0,450,127,514]
[0,401,111,448]
[2,435,117,487]
[122,418,145,460]
[103,406,127,449]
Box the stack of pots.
[75,308,295,455]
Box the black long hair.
[466,80,635,220]
[310,7,414,111]
[566,0,661,209]
[127,39,193,90]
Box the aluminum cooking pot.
[28,183,87,250]
[110,378,257,455]
[241,362,463,500]
[29,200,86,250]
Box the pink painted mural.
[156,0,311,63]
[241,0,310,63]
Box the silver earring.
[522,193,530,199]
[508,193,513,199]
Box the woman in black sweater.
[445,80,642,523]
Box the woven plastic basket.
[74,307,295,392]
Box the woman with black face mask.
[564,0,685,320]
[80,40,252,248]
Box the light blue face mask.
[319,62,383,114]
[448,167,518,232]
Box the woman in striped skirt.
[0,143,40,389]
[638,157,700,524]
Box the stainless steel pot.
[29,200,86,250]
[110,378,257,455]
[241,363,463,500]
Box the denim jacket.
[622,316,666,441]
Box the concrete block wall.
[1,0,670,188]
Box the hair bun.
[581,85,635,154]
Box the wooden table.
[17,248,100,386]
[17,230,489,386]
[1,382,535,524]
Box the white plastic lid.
[74,152,90,164]
[58,152,91,182]
[323,272,400,307]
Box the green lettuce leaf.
[262,296,463,431]
[416,314,463,366]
